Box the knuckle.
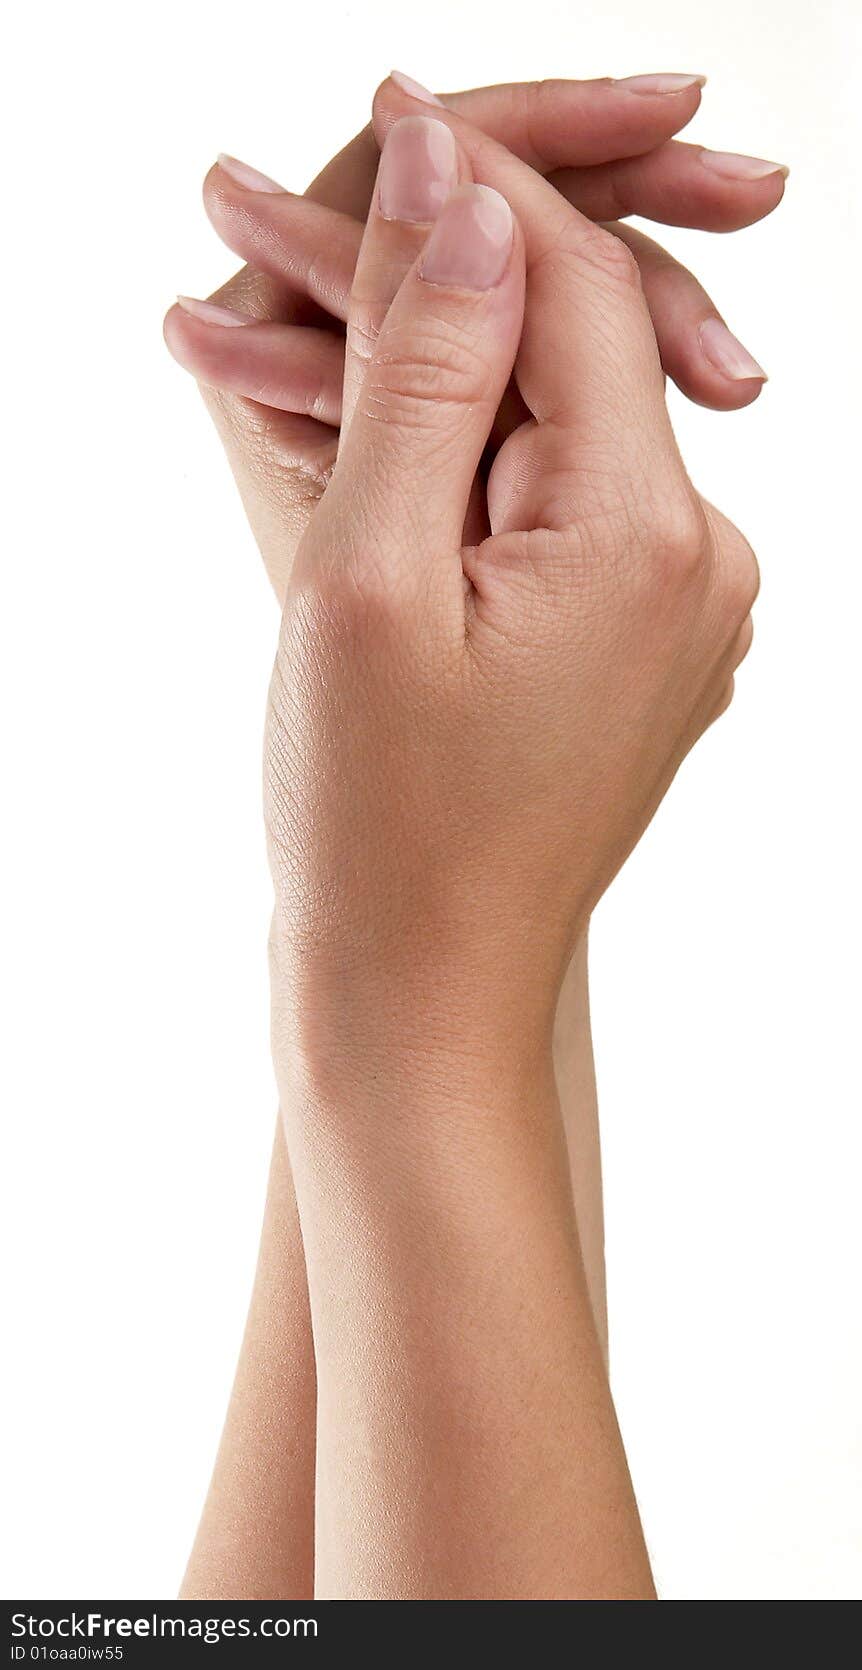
[513,79,567,167]
[728,540,761,620]
[294,556,406,635]
[644,493,711,589]
[732,615,754,667]
[566,222,643,294]
[208,387,335,512]
[717,534,760,628]
[712,679,736,723]
[705,505,761,623]
[347,311,382,376]
[271,440,334,507]
[365,320,493,428]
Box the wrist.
[281,1042,576,1285]
[270,927,561,1112]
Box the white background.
[1,0,859,1602]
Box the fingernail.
[175,295,249,327]
[699,149,789,181]
[420,185,513,291]
[698,318,767,381]
[616,72,706,95]
[389,70,444,107]
[378,116,458,223]
[216,153,286,193]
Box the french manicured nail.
[389,70,444,106]
[176,296,249,327]
[216,153,286,193]
[699,318,767,381]
[378,116,458,223]
[699,149,789,180]
[420,185,513,290]
[616,72,706,95]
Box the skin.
[167,74,783,601]
[170,76,780,1600]
[259,116,758,1598]
[181,1121,316,1599]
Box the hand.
[165,73,784,604]
[264,113,759,1088]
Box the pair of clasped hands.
[165,71,784,1599]
[165,70,780,1016]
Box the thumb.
[319,183,524,580]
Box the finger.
[169,129,383,608]
[609,223,767,409]
[200,65,704,323]
[196,67,759,411]
[164,300,345,421]
[342,116,467,432]
[202,142,371,310]
[403,69,706,167]
[550,139,787,231]
[208,69,706,321]
[203,158,361,321]
[322,184,525,581]
[198,167,768,422]
[373,84,679,525]
[205,143,785,410]
[175,70,773,588]
[187,68,777,526]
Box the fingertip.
[659,310,769,411]
[614,72,706,96]
[697,317,767,384]
[695,149,789,229]
[377,115,461,223]
[163,297,244,376]
[419,184,516,291]
[667,337,768,412]
[388,70,445,106]
[675,372,766,413]
[373,72,452,151]
[371,74,406,142]
[201,160,224,208]
[612,71,707,130]
[201,162,239,248]
[721,377,766,411]
[761,166,789,217]
[163,300,204,375]
[699,148,788,184]
[163,299,185,356]
[726,374,766,410]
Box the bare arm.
[179,1122,315,1599]
[171,66,772,1602]
[255,96,752,1592]
[180,938,605,1598]
[281,1033,641,1599]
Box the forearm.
[180,928,603,1600]
[280,1020,650,1600]
[180,1120,315,1600]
